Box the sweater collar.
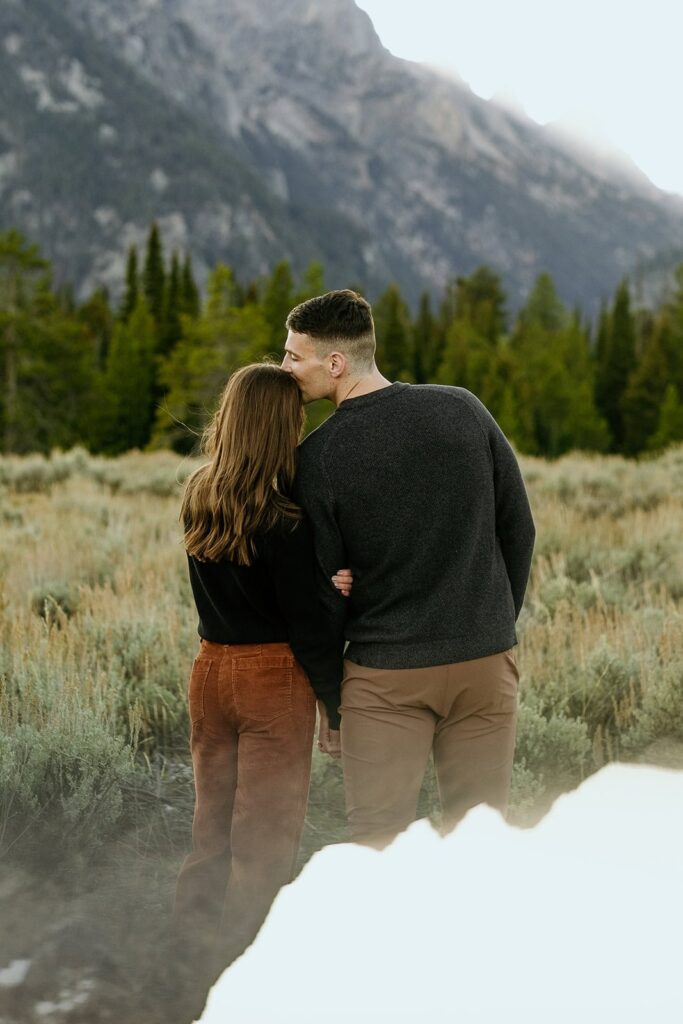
[336,382,408,411]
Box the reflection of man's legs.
[434,649,519,834]
[340,660,438,847]
[174,645,315,975]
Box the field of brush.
[1,444,682,863]
[1,444,682,1022]
[1,441,683,863]
[0,448,679,864]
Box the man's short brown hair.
[286,289,376,371]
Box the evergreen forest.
[1,224,682,458]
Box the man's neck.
[332,369,393,407]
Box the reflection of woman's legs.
[174,645,239,943]
[220,650,316,959]
[175,640,316,964]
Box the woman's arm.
[265,517,345,728]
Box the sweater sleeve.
[489,421,536,618]
[465,392,536,618]
[264,517,344,729]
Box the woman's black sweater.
[186,515,343,728]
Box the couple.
[174,288,536,967]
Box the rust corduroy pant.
[174,639,316,962]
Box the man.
[282,289,535,847]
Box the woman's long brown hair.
[181,363,305,565]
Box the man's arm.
[266,517,344,728]
[488,421,536,618]
[461,390,536,617]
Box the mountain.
[0,0,373,298]
[630,248,683,308]
[2,0,683,310]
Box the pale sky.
[356,0,683,195]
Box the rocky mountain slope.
[0,0,371,298]
[2,0,682,308]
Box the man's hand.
[331,568,353,597]
[317,700,341,759]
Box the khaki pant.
[340,648,519,846]
[174,639,316,965]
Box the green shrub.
[84,453,197,497]
[509,763,546,816]
[0,454,73,493]
[514,698,592,791]
[0,502,23,525]
[0,713,139,858]
[30,580,80,620]
[522,640,643,751]
[82,618,192,751]
[621,668,683,753]
[565,643,642,741]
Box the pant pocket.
[232,656,293,723]
[188,657,213,724]
[495,649,520,710]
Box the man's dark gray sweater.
[294,382,536,669]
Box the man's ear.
[328,352,347,378]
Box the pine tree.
[556,321,609,453]
[119,246,139,322]
[436,268,506,396]
[373,283,412,381]
[495,383,524,449]
[102,297,157,452]
[508,283,608,456]
[436,319,470,388]
[429,279,459,381]
[455,266,507,344]
[78,287,114,371]
[294,261,325,305]
[262,260,294,353]
[0,230,49,453]
[664,264,683,384]
[152,281,269,452]
[56,281,76,314]
[205,264,239,319]
[160,251,182,357]
[0,232,101,452]
[594,303,610,369]
[477,344,532,450]
[181,253,200,318]
[595,279,637,451]
[413,291,435,384]
[240,280,260,307]
[621,320,674,454]
[648,383,683,450]
[143,223,166,330]
[518,273,568,332]
[25,306,99,453]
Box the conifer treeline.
[1,224,682,457]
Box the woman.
[174,362,350,966]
